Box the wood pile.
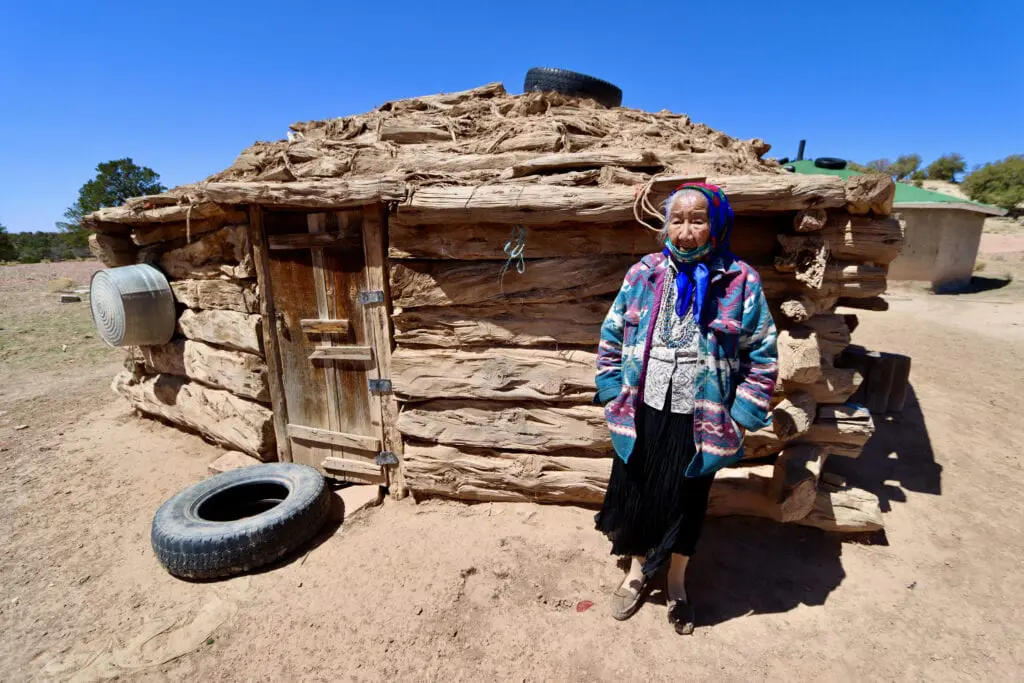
[83,82,902,532]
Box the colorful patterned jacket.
[595,251,779,478]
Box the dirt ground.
[2,241,1024,681]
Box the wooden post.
[307,212,345,467]
[887,354,912,413]
[363,204,408,498]
[248,206,292,462]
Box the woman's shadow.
[684,518,845,625]
[679,383,939,626]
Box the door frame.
[249,203,402,487]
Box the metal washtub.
[90,264,176,347]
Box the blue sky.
[1,0,1020,232]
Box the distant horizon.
[2,0,1021,233]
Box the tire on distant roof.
[814,157,848,170]
[523,67,623,108]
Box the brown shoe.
[610,575,649,621]
[667,600,695,635]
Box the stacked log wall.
[388,174,898,533]
[90,211,276,460]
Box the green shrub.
[962,155,1024,212]
[926,153,967,181]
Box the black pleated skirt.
[595,400,716,577]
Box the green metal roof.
[786,160,1006,215]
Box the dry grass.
[983,217,1023,235]
[0,262,118,379]
[47,277,75,293]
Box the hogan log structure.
[85,83,901,533]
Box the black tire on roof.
[523,67,623,108]
[151,463,331,580]
[814,157,848,170]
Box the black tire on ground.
[523,67,623,108]
[151,463,331,580]
[814,157,848,170]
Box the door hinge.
[358,290,385,305]
[368,378,392,394]
[375,451,399,466]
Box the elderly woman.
[594,182,778,634]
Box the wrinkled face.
[665,191,711,250]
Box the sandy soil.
[2,260,1024,681]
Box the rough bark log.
[844,174,895,216]
[395,400,608,454]
[392,299,610,348]
[170,279,259,314]
[495,131,562,153]
[349,149,536,177]
[770,445,826,522]
[112,371,275,458]
[201,178,407,208]
[777,329,823,383]
[404,444,612,504]
[760,263,886,300]
[403,444,781,516]
[782,363,862,405]
[747,398,873,460]
[392,348,597,402]
[177,309,262,354]
[89,221,134,236]
[831,263,888,298]
[390,255,634,309]
[379,122,452,144]
[795,314,852,362]
[88,233,136,267]
[137,340,269,402]
[131,211,249,247]
[599,166,649,186]
[804,404,875,457]
[793,208,827,233]
[87,201,236,227]
[800,485,883,532]
[388,219,658,260]
[511,170,603,187]
[503,149,663,179]
[710,175,847,213]
[776,234,829,289]
[773,391,817,440]
[159,225,254,280]
[402,444,881,531]
[778,295,839,322]
[388,215,780,261]
[399,174,847,224]
[822,213,904,264]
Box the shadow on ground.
[683,383,940,626]
[933,275,1013,295]
[687,517,844,626]
[827,384,942,513]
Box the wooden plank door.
[260,207,389,484]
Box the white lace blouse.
[643,264,700,414]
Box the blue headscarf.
[661,182,735,324]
